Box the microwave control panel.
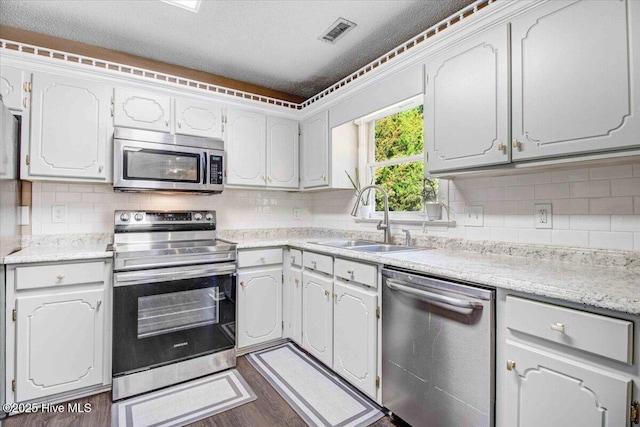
[209,155,224,184]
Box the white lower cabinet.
[237,267,283,348]
[15,289,105,402]
[301,271,333,367]
[4,259,112,405]
[237,248,284,350]
[504,341,631,427]
[499,293,636,427]
[333,280,378,398]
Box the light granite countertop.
[4,232,639,315]
[237,238,640,315]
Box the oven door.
[114,139,220,193]
[112,262,236,376]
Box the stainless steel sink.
[309,240,427,253]
[349,244,426,253]
[309,239,378,248]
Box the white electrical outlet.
[534,203,552,229]
[464,206,484,227]
[52,204,67,223]
[293,208,301,219]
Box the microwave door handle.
[202,152,207,185]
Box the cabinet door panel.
[0,65,28,111]
[225,108,266,186]
[300,111,328,188]
[333,281,377,397]
[15,289,104,402]
[512,0,640,160]
[301,271,333,366]
[237,268,282,348]
[267,116,299,189]
[113,88,171,132]
[28,72,110,180]
[290,268,303,345]
[175,98,222,139]
[504,340,631,427]
[425,24,510,173]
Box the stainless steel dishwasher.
[382,267,495,427]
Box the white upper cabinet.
[174,98,223,139]
[113,88,171,132]
[225,108,267,186]
[26,71,111,181]
[0,65,29,111]
[266,116,299,189]
[511,0,640,160]
[300,111,329,188]
[425,24,510,173]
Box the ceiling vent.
[319,18,357,44]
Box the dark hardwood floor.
[3,356,401,427]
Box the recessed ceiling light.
[161,0,202,13]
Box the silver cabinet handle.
[497,143,506,152]
[347,270,354,275]
[507,360,516,371]
[513,139,521,149]
[165,119,169,126]
[551,322,565,333]
[386,279,483,310]
[56,274,65,280]
[178,121,182,128]
[96,300,102,311]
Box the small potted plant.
[345,168,373,218]
[422,177,447,220]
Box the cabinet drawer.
[15,261,106,290]
[506,296,633,364]
[303,252,333,275]
[238,248,283,268]
[334,258,377,288]
[289,249,302,267]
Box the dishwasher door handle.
[386,279,484,310]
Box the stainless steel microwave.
[113,127,224,194]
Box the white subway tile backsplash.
[81,193,105,203]
[504,215,532,229]
[490,201,519,215]
[535,183,569,199]
[518,172,551,185]
[634,164,640,177]
[552,198,590,215]
[42,183,68,192]
[611,215,640,232]
[589,197,633,215]
[490,228,519,243]
[551,168,589,183]
[611,178,640,196]
[589,231,633,251]
[489,175,513,187]
[518,228,552,245]
[553,215,570,230]
[635,197,640,214]
[67,184,95,193]
[570,180,610,198]
[569,215,610,231]
[487,187,505,201]
[55,192,81,203]
[464,226,491,241]
[504,185,534,200]
[551,230,589,247]
[589,164,633,180]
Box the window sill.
[353,217,456,227]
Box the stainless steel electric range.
[111,210,237,401]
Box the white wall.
[30,183,313,234]
[312,162,640,251]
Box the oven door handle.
[386,279,483,310]
[115,264,236,285]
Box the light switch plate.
[534,203,552,229]
[464,206,484,227]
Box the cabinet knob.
[551,322,565,333]
[324,290,330,297]
[240,281,245,287]
[98,165,103,173]
[177,121,182,128]
[506,360,516,371]
[96,300,102,311]
[56,274,65,280]
[347,270,354,275]
[165,119,169,126]
[512,139,521,149]
[497,143,506,153]
[322,172,326,181]
[23,98,27,108]
[311,261,317,267]
[263,176,267,182]
[294,278,299,285]
[267,176,272,183]
[290,256,295,263]
[260,257,265,262]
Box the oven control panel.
[115,210,217,228]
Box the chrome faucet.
[402,228,411,246]
[350,184,391,243]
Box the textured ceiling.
[0,0,475,99]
